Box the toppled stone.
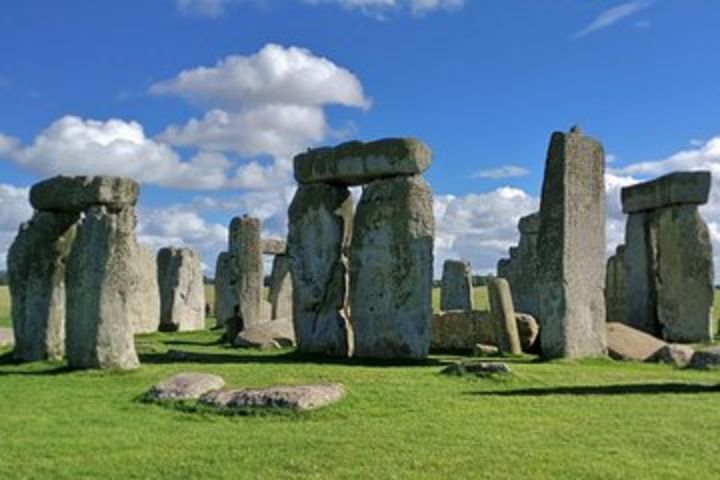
[146,373,225,401]
[605,245,627,324]
[200,384,345,411]
[515,313,539,351]
[350,175,435,360]
[294,138,432,186]
[688,346,720,370]
[157,247,205,332]
[606,322,666,362]
[621,171,711,214]
[129,245,161,334]
[261,238,287,255]
[441,360,512,376]
[440,259,473,311]
[30,175,139,212]
[537,128,607,359]
[473,344,499,357]
[488,278,522,355]
[647,344,695,368]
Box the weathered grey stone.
[30,175,139,212]
[8,211,78,361]
[232,320,295,349]
[431,310,538,352]
[623,212,657,334]
[688,346,720,370]
[351,175,434,360]
[536,128,607,359]
[440,260,473,311]
[605,245,627,324]
[294,138,432,186]
[157,247,205,332]
[268,254,293,321]
[647,344,695,368]
[518,212,540,234]
[621,171,711,214]
[213,252,232,329]
[65,206,140,370]
[606,322,666,362]
[441,360,512,376]
[233,331,282,350]
[128,246,161,334]
[287,183,353,357]
[488,278,522,355]
[515,313,539,351]
[261,238,287,255]
[146,373,225,401]
[473,343,499,357]
[497,212,541,319]
[200,384,345,411]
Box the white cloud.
[0,184,33,268]
[176,0,232,18]
[303,0,464,16]
[572,0,655,39]
[471,165,530,180]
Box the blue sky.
[1,0,719,277]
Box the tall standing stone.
[157,247,205,332]
[213,251,232,329]
[351,174,435,359]
[66,205,140,369]
[497,212,541,318]
[440,260,473,311]
[225,216,263,339]
[8,211,78,361]
[623,212,657,334]
[487,278,522,355]
[287,183,353,357]
[269,254,293,320]
[536,127,607,359]
[128,245,161,334]
[605,245,627,324]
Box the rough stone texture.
[647,344,695,368]
[146,373,225,401]
[515,313,539,351]
[621,171,711,214]
[623,212,657,334]
[8,211,78,361]
[0,328,15,348]
[213,252,232,329]
[605,245,627,324]
[488,278,522,355]
[351,175,435,360]
[288,184,353,357]
[157,247,205,332]
[128,245,161,334]
[440,260,473,311]
[536,127,607,359]
[606,322,666,362]
[232,321,295,349]
[233,332,282,350]
[261,238,287,255]
[294,138,432,186]
[688,346,720,370]
[473,343,499,357]
[268,254,293,321]
[30,175,139,212]
[441,360,512,376]
[65,206,140,370]
[200,384,345,411]
[431,310,538,352]
[497,212,541,319]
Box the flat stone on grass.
[146,373,225,402]
[200,384,345,411]
[441,360,512,377]
[607,322,666,362]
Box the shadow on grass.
[467,383,720,397]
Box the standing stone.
[440,260,473,311]
[128,245,161,334]
[8,212,78,361]
[213,251,232,329]
[536,127,607,359]
[225,216,263,340]
[66,206,140,369]
[487,278,522,355]
[269,254,293,320]
[605,245,627,324]
[623,212,657,334]
[287,183,353,357]
[157,247,205,332]
[351,175,435,359]
[497,212,541,318]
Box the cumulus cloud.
[471,165,529,180]
[572,0,655,39]
[0,184,33,268]
[303,0,464,16]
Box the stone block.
[621,171,711,214]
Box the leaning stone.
[605,245,627,324]
[536,127,607,359]
[440,259,473,311]
[488,278,522,355]
[146,373,225,402]
[350,175,435,360]
[440,360,512,376]
[261,238,287,255]
[606,322,666,362]
[8,211,78,361]
[268,254,293,321]
[515,313,539,351]
[157,247,205,332]
[688,346,720,370]
[294,138,432,186]
[200,384,345,411]
[621,171,711,214]
[30,175,139,212]
[128,245,161,334]
[287,183,353,357]
[647,344,695,368]
[65,206,140,370]
[473,344,499,357]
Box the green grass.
[0,285,10,328]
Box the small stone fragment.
[688,346,720,370]
[647,344,695,368]
[515,313,539,351]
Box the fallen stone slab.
[441,360,512,377]
[607,322,666,362]
[30,175,139,212]
[647,344,695,368]
[621,171,711,214]
[146,373,225,402]
[688,346,720,370]
[200,384,345,411]
[294,138,432,186]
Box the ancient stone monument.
[536,126,607,359]
[497,212,540,319]
[605,245,627,324]
[157,247,205,332]
[289,138,435,359]
[440,259,473,311]
[129,245,161,334]
[268,254,293,320]
[621,171,714,342]
[487,278,522,355]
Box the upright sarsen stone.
[287,183,353,357]
[269,254,293,320]
[350,175,435,359]
[623,212,657,334]
[226,216,263,338]
[213,252,232,329]
[536,127,607,359]
[128,245,161,334]
[497,212,541,318]
[8,211,78,361]
[605,245,627,324]
[440,260,473,311]
[157,247,205,332]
